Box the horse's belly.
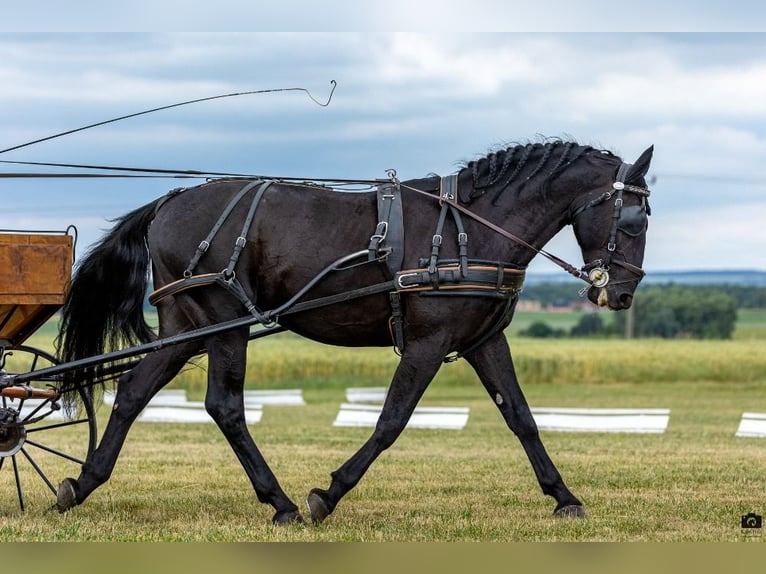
[278,307,394,348]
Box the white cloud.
[645,200,766,270]
[2,32,766,271]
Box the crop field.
[1,310,765,542]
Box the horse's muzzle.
[589,286,634,310]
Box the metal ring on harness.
[588,267,610,288]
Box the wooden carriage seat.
[0,232,73,347]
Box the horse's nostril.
[619,293,633,308]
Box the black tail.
[57,198,162,400]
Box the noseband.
[571,162,651,289]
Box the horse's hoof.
[54,478,78,513]
[306,489,332,525]
[272,509,307,526]
[554,504,587,518]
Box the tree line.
[521,282,766,309]
[518,283,759,339]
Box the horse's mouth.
[590,286,634,311]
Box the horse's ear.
[626,145,654,183]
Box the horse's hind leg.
[203,329,304,525]
[307,343,444,524]
[56,342,198,512]
[464,332,586,517]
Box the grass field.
[2,309,765,541]
[1,381,764,542]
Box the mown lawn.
[1,379,764,542]
[3,308,765,541]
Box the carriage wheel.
[0,345,97,512]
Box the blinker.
[617,205,648,237]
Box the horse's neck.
[457,172,574,268]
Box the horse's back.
[147,179,394,345]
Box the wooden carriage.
[0,231,73,347]
[0,230,91,511]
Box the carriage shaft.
[1,385,59,400]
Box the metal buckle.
[396,272,421,290]
[370,221,388,242]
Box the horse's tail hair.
[56,198,162,407]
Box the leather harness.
[148,176,525,360]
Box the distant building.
[516,299,543,312]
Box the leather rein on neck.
[396,162,651,289]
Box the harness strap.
[603,163,632,264]
[442,288,519,363]
[367,182,404,277]
[184,179,266,277]
[396,263,525,294]
[451,204,469,277]
[428,175,470,284]
[224,180,274,278]
[150,173,530,362]
[148,272,271,324]
[388,292,405,355]
[428,203,450,286]
[149,273,221,305]
[161,178,277,320]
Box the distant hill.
[641,270,766,286]
[525,269,766,287]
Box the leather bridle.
[570,162,651,289]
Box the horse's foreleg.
[204,330,304,526]
[464,332,585,517]
[307,344,443,525]
[56,343,196,512]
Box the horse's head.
[571,146,653,310]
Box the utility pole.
[625,304,635,339]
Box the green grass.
[3,309,766,541]
[733,308,766,339]
[1,380,765,541]
[506,310,585,334]
[20,307,766,345]
[17,318,766,395]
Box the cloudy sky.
[2,29,765,275]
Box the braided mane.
[463,139,606,204]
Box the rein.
[398,163,650,290]
[399,178,592,285]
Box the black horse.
[55,140,653,525]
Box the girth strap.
[396,262,525,294]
